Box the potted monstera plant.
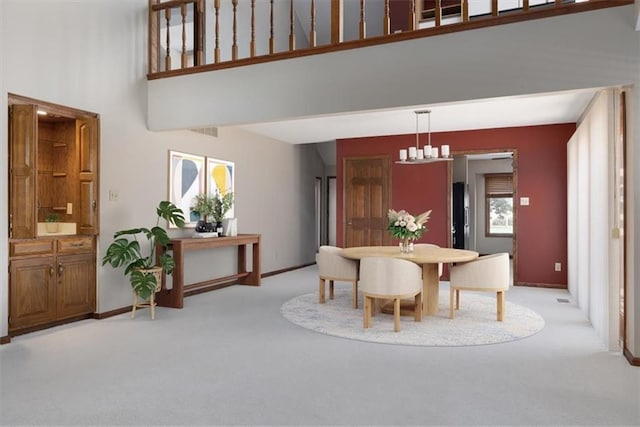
[102,200,185,299]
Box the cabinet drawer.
[57,236,94,253]
[10,240,54,257]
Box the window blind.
[485,174,513,195]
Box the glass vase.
[399,238,414,254]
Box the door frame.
[447,148,518,284]
[326,176,336,246]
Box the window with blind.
[485,173,514,237]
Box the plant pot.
[131,266,163,320]
[142,266,163,293]
[133,266,163,295]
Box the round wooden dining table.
[340,245,479,317]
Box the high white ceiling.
[236,89,597,145]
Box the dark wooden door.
[344,156,392,247]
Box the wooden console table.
[155,233,261,309]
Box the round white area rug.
[281,289,545,346]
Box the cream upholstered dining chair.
[317,245,359,308]
[359,257,423,332]
[449,252,510,321]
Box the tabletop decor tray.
[192,232,219,238]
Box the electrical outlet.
[66,203,73,214]
[109,190,119,202]
[520,197,530,206]
[555,262,562,272]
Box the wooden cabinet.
[9,97,99,239]
[56,252,96,320]
[9,256,57,331]
[9,237,96,333]
[8,95,100,335]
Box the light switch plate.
[520,197,529,206]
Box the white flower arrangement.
[387,209,432,241]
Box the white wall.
[567,90,618,350]
[0,0,324,334]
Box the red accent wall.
[337,124,575,287]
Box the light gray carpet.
[281,288,545,346]
[1,265,638,426]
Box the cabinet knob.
[49,265,54,277]
[58,263,64,276]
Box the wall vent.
[191,127,218,138]
[556,298,570,303]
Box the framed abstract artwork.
[206,157,235,218]
[168,150,206,228]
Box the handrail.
[148,0,632,80]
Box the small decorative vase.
[399,238,414,254]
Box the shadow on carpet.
[281,288,545,346]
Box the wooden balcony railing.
[148,0,631,80]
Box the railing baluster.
[462,0,469,21]
[310,0,317,47]
[492,0,499,16]
[181,3,187,68]
[195,0,203,65]
[289,0,295,51]
[332,0,344,43]
[409,0,416,31]
[250,0,256,57]
[523,0,530,11]
[164,7,171,71]
[435,0,442,27]
[359,0,366,40]
[214,0,220,63]
[383,0,390,35]
[148,0,159,74]
[269,0,275,54]
[232,0,238,60]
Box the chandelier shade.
[396,110,452,164]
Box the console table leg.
[155,242,184,309]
